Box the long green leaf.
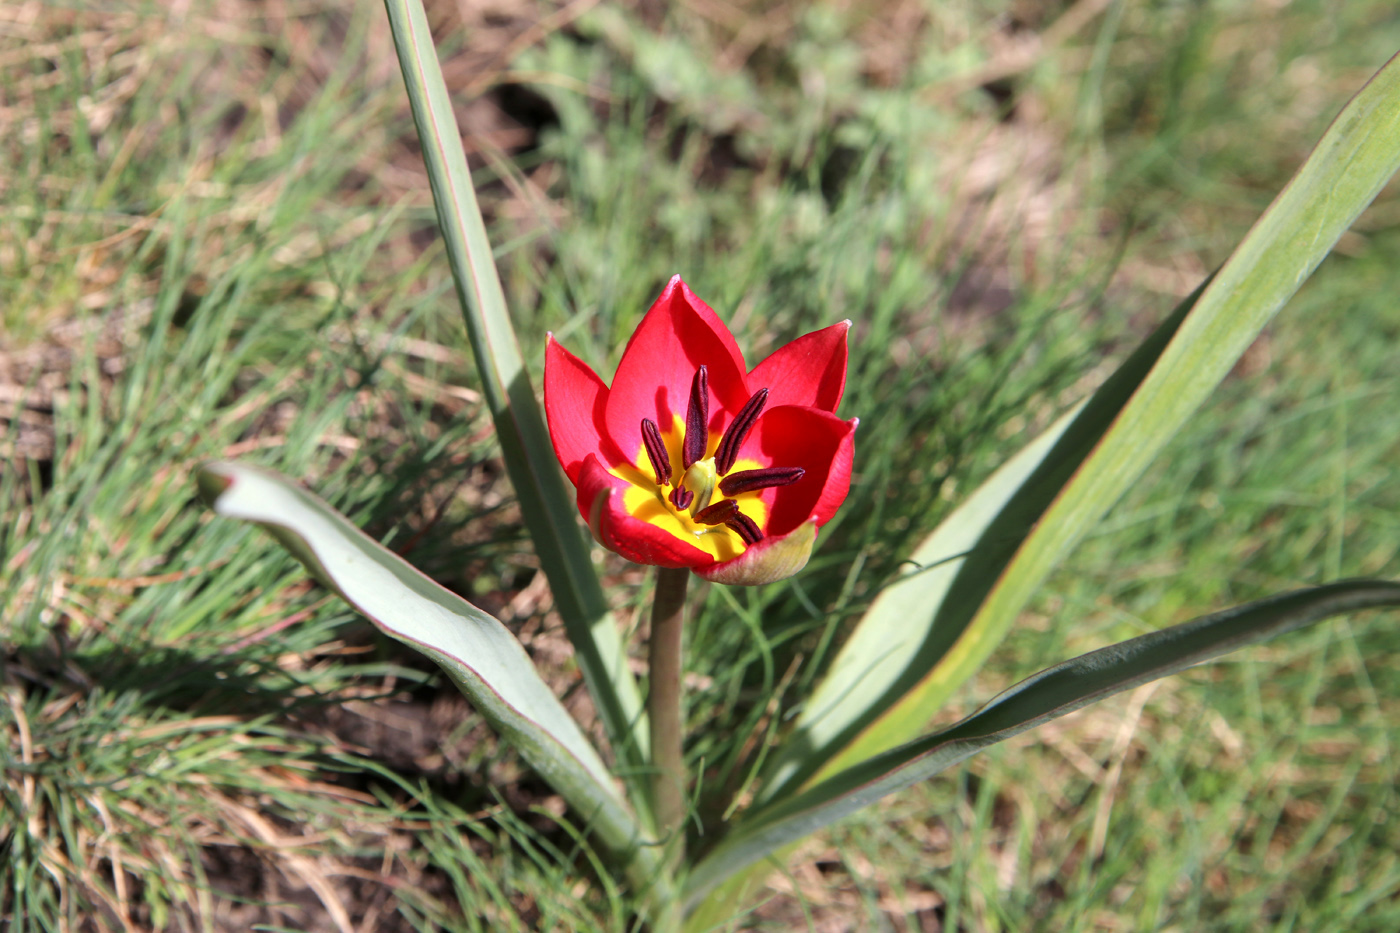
[687,580,1400,907]
[775,48,1400,794]
[381,0,649,799]
[685,49,1400,932]
[757,399,1089,800]
[195,462,669,901]
[755,283,1200,803]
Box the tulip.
[546,276,856,586]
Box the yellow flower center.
[611,366,807,562]
[611,414,767,562]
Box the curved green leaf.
[755,282,1200,803]
[757,399,1088,800]
[687,581,1400,908]
[382,0,649,800]
[196,461,668,900]
[770,47,1400,796]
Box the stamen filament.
[683,366,709,469]
[714,387,768,473]
[640,418,672,486]
[719,466,805,496]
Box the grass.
[3,0,1399,929]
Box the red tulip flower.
[545,276,856,585]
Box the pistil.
[680,457,717,515]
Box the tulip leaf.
[382,0,649,798]
[758,47,1400,802]
[755,284,1199,803]
[686,580,1400,908]
[756,398,1090,800]
[195,462,670,899]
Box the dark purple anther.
[725,511,763,545]
[683,366,709,469]
[714,387,768,474]
[692,499,738,526]
[670,486,694,510]
[640,418,672,486]
[719,466,804,496]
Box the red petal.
[748,320,850,412]
[604,276,751,468]
[545,336,626,483]
[575,454,714,569]
[736,406,856,537]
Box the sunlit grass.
[3,0,1398,929]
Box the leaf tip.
[195,461,236,508]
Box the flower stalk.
[648,566,690,867]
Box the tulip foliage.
[196,5,1400,929]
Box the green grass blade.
[195,461,670,903]
[687,581,1400,908]
[381,0,648,791]
[780,49,1400,791]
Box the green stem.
[649,566,690,866]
